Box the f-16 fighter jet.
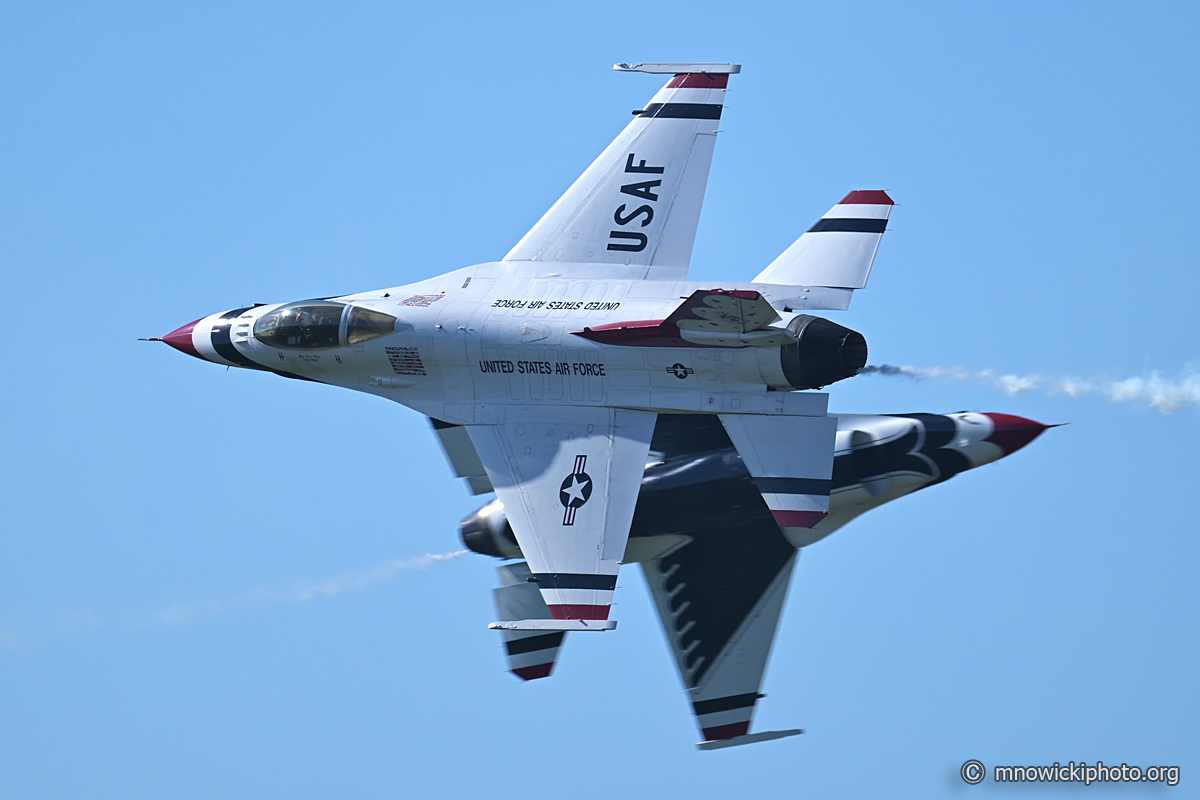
[149,63,1053,748]
[459,410,1051,748]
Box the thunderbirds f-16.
[149,63,1052,749]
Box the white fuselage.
[185,262,855,422]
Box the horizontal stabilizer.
[696,729,804,751]
[754,190,894,289]
[719,413,838,530]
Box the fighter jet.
[149,63,1053,748]
[458,410,1051,748]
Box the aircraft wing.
[467,407,657,626]
[493,561,567,680]
[641,516,803,748]
[503,63,739,279]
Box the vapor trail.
[141,551,468,628]
[858,364,1200,414]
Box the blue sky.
[2,2,1197,797]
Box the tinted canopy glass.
[253,302,345,350]
[346,306,399,345]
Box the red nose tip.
[158,318,205,360]
[982,413,1053,455]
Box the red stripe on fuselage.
[573,320,698,348]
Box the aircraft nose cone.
[159,318,205,360]
[982,413,1051,456]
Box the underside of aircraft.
[149,62,1054,748]
[454,410,1050,747]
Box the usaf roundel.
[559,455,593,525]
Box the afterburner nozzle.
[777,315,868,390]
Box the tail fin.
[753,190,893,288]
[503,63,740,278]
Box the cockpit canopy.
[253,301,400,350]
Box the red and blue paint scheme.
[459,411,1052,746]
[148,63,1050,748]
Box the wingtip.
[613,62,741,75]
[696,729,804,751]
[839,190,894,206]
[512,664,554,681]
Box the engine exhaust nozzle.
[778,315,868,390]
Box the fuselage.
[158,262,860,423]
[157,262,1049,565]
[459,410,1050,561]
[145,64,1045,747]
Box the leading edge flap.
[466,407,657,621]
[502,67,737,276]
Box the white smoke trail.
[858,364,1200,414]
[140,551,468,628]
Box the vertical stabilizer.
[754,190,894,289]
[503,64,740,277]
